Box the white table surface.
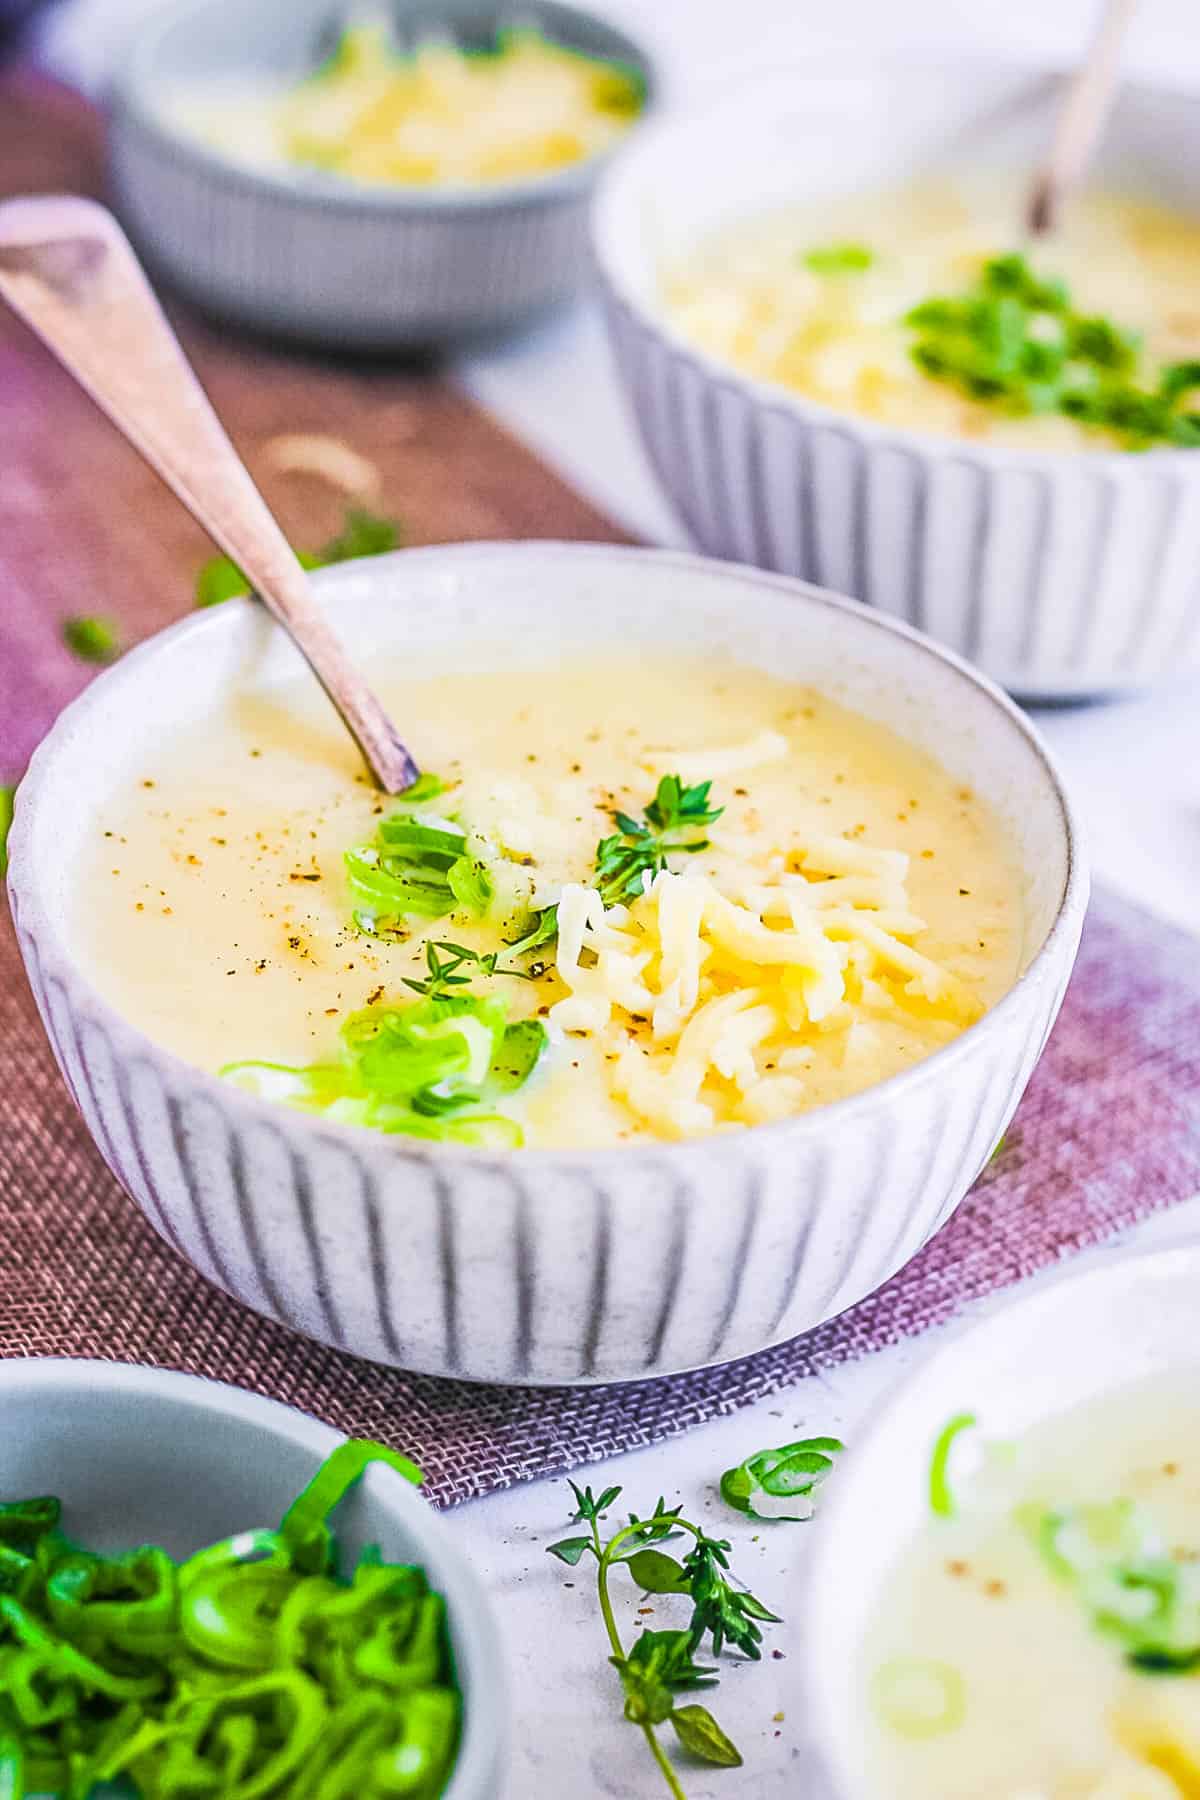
[30,1,1200,1791]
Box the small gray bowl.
[109,0,654,348]
[0,1358,507,1799]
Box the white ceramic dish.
[594,55,1200,699]
[6,542,1087,1384]
[0,1357,506,1799]
[109,0,654,349]
[800,1243,1200,1800]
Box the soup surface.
[77,657,1021,1150]
[170,24,643,189]
[664,182,1200,451]
[864,1376,1200,1798]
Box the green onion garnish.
[0,1440,461,1799]
[1029,1499,1200,1674]
[801,242,874,275]
[0,786,13,879]
[345,776,495,938]
[904,253,1200,448]
[62,615,121,663]
[872,1657,966,1739]
[719,1436,844,1523]
[195,506,400,607]
[223,989,546,1147]
[928,1412,976,1518]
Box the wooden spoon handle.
[1026,0,1138,237]
[0,195,419,793]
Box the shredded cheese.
[548,845,982,1139]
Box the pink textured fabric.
[2,887,1199,1506]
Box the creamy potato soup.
[77,659,1021,1150]
[865,1380,1200,1799]
[665,182,1200,451]
[171,24,644,190]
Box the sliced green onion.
[928,1412,976,1519]
[0,1440,458,1798]
[802,242,874,275]
[62,614,121,663]
[872,1657,966,1739]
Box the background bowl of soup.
[593,55,1200,699]
[6,543,1086,1383]
[0,1357,508,1799]
[801,1243,1200,1800]
[109,0,654,348]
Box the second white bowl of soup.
[803,1245,1200,1800]
[594,56,1200,698]
[7,544,1085,1382]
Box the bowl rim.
[798,1239,1200,1799]
[592,46,1200,474]
[0,1355,506,1799]
[111,0,658,218]
[7,539,1088,1171]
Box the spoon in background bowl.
[0,194,420,794]
[1025,0,1137,237]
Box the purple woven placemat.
[3,885,1200,1506]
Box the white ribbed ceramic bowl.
[800,1243,1200,1800]
[110,0,654,349]
[594,56,1200,699]
[0,1358,507,1799]
[7,543,1087,1385]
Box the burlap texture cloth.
[3,887,1199,1505]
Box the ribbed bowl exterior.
[10,875,1080,1386]
[110,104,595,348]
[7,543,1086,1387]
[599,283,1200,700]
[107,0,656,349]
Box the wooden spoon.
[0,194,420,794]
[1026,0,1138,237]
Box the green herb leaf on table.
[670,1704,744,1767]
[194,505,400,606]
[625,1549,692,1594]
[62,615,121,663]
[0,786,13,879]
[904,253,1200,448]
[802,242,874,275]
[720,1435,845,1522]
[546,1482,779,1797]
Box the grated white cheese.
[547,846,981,1139]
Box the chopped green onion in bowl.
[0,1439,460,1799]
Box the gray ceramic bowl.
[109,0,654,348]
[7,542,1087,1386]
[0,1358,507,1798]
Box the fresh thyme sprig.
[904,252,1200,448]
[402,938,541,1000]
[546,1480,781,1797]
[595,774,724,907]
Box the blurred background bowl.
[110,0,655,349]
[594,55,1200,700]
[0,1358,508,1800]
[800,1243,1200,1800]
